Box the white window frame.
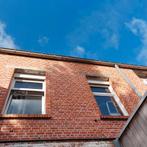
[4,73,46,114]
[88,79,128,116]
[12,79,45,92]
[14,73,45,80]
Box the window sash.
[88,79,128,116]
[88,79,109,85]
[90,84,121,116]
[91,85,110,93]
[5,92,45,114]
[95,95,121,116]
[4,74,46,114]
[14,73,45,80]
[7,95,42,114]
[92,92,113,96]
[14,81,43,89]
[106,101,121,116]
[90,83,112,96]
[12,79,45,92]
[11,89,44,96]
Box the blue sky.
[0,0,147,66]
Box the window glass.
[14,81,42,89]
[106,101,120,115]
[7,95,42,114]
[91,86,110,93]
[95,96,121,116]
[5,73,45,114]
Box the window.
[4,73,45,114]
[88,77,128,116]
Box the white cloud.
[70,46,85,57]
[75,46,85,54]
[38,36,49,46]
[110,34,119,49]
[67,9,120,50]
[126,18,147,64]
[103,32,119,49]
[67,0,142,51]
[0,21,18,49]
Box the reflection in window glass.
[95,96,121,116]
[14,81,42,89]
[106,101,120,115]
[7,95,42,114]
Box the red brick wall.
[0,53,142,142]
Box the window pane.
[95,96,121,116]
[106,101,120,115]
[91,86,110,93]
[14,81,42,89]
[7,95,42,114]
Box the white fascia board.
[15,73,45,80]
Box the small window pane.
[106,101,120,115]
[91,86,110,93]
[7,95,42,114]
[14,81,42,89]
[95,96,121,116]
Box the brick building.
[0,48,146,146]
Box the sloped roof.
[115,92,147,146]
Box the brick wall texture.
[0,52,145,143]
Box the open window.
[4,73,46,114]
[87,76,128,116]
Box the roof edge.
[117,91,147,139]
[0,47,147,70]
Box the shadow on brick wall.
[0,62,141,142]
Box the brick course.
[0,50,143,143]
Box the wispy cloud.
[67,9,120,50]
[66,0,141,52]
[0,21,18,49]
[38,36,49,46]
[126,18,147,64]
[70,46,85,57]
